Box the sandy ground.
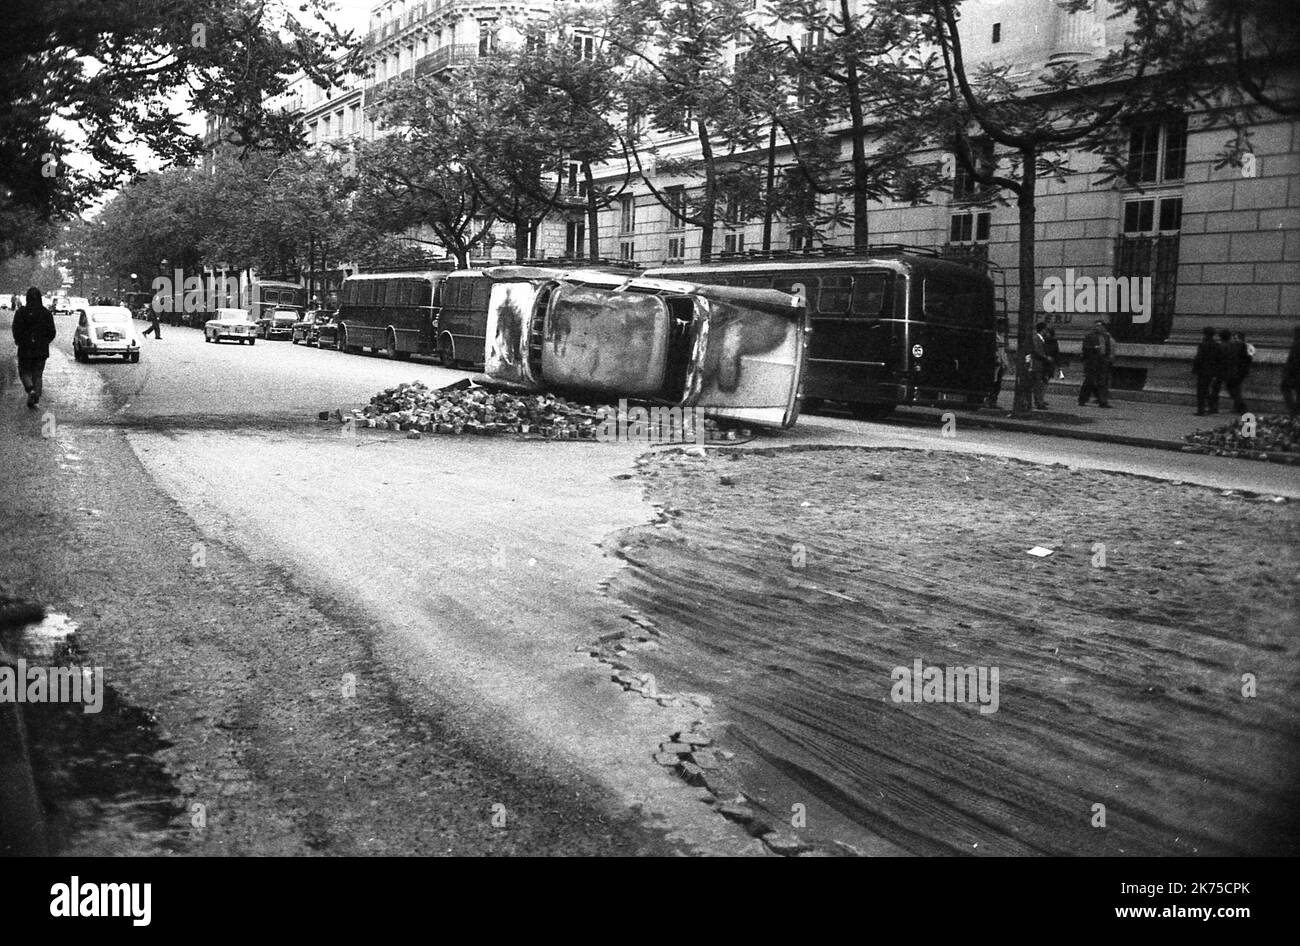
[606,446,1300,855]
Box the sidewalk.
[891,381,1299,464]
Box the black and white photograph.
[1,0,1296,917]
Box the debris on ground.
[1182,413,1300,462]
[324,380,750,441]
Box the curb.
[893,408,1300,467]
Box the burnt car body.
[481,267,808,429]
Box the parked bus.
[336,271,445,359]
[248,278,305,324]
[647,249,997,416]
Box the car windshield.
[93,312,132,324]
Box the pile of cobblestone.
[324,380,615,439]
[1183,413,1300,463]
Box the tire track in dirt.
[606,446,1300,856]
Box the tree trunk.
[763,122,777,252]
[842,0,869,249]
[1012,144,1037,416]
[698,122,716,263]
[584,163,600,261]
[514,218,530,260]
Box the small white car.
[73,306,142,362]
[204,308,258,345]
[65,296,91,317]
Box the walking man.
[1192,326,1218,416]
[1219,329,1248,414]
[142,305,162,340]
[12,287,56,409]
[1078,319,1114,408]
[1029,322,1052,410]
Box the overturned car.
[478,267,808,430]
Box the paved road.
[2,312,1295,855]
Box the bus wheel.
[850,403,895,420]
[385,330,399,360]
[438,334,456,368]
[337,328,349,353]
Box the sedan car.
[73,306,142,362]
[291,310,333,346]
[258,309,299,340]
[314,315,340,349]
[204,308,258,344]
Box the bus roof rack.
[483,256,643,272]
[692,243,947,263]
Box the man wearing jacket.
[12,286,57,409]
[1192,326,1219,416]
[1029,322,1052,410]
[1078,319,1114,408]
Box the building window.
[665,187,686,230]
[526,29,545,54]
[478,20,497,57]
[949,211,991,244]
[1122,196,1182,235]
[562,161,583,197]
[1126,115,1187,185]
[572,34,595,60]
[619,195,636,234]
[953,137,995,201]
[667,236,686,261]
[992,23,1001,43]
[565,221,585,258]
[620,241,635,261]
[800,29,824,50]
[723,232,745,255]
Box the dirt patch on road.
[605,446,1300,856]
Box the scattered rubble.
[323,380,753,442]
[1182,413,1300,463]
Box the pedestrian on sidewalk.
[1044,326,1065,380]
[1219,329,1248,414]
[1029,322,1052,409]
[142,306,162,340]
[1281,326,1300,415]
[1192,327,1219,415]
[12,287,56,409]
[1078,319,1114,408]
[988,333,1010,408]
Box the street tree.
[0,0,350,262]
[764,0,945,249]
[611,0,773,262]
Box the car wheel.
[130,353,140,363]
[338,328,350,353]
[249,338,255,346]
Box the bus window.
[431,279,443,307]
[922,275,988,326]
[818,276,853,315]
[849,273,892,319]
[739,276,771,289]
[416,281,433,307]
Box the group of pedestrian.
[1023,319,1114,410]
[11,287,56,409]
[1192,327,1254,416]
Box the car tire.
[249,338,255,346]
[338,328,350,353]
[130,353,140,363]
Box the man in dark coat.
[1218,329,1248,413]
[1192,326,1218,416]
[142,305,163,340]
[1078,319,1114,408]
[1029,322,1051,409]
[12,286,56,409]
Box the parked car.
[64,296,91,317]
[204,308,258,344]
[259,309,299,340]
[73,306,142,362]
[314,314,340,349]
[291,310,333,346]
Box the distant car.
[65,296,91,317]
[204,308,258,345]
[291,310,330,345]
[259,309,299,340]
[314,315,340,349]
[73,306,142,362]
